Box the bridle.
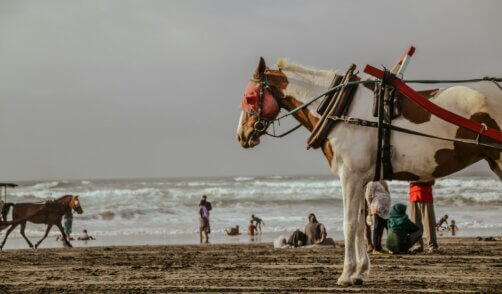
[243,71,283,134]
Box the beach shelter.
[0,183,18,202]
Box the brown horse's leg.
[56,222,72,248]
[19,222,33,248]
[35,224,53,249]
[0,223,19,249]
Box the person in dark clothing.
[304,213,327,245]
[386,203,422,254]
[287,229,307,247]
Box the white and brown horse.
[0,195,83,249]
[236,57,502,286]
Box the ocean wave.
[234,176,255,181]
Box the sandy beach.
[0,237,500,293]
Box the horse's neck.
[280,67,337,131]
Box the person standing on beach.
[386,203,422,254]
[409,181,438,253]
[198,200,210,243]
[63,209,73,242]
[365,180,391,254]
[201,195,212,234]
[251,214,264,233]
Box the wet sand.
[0,237,500,293]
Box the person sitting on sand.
[77,229,95,241]
[251,214,265,233]
[304,213,327,245]
[365,180,391,254]
[436,214,449,231]
[449,220,459,236]
[248,220,257,236]
[386,203,423,254]
[225,225,240,236]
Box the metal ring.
[254,120,268,133]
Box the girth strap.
[374,70,394,181]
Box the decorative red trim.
[397,46,415,65]
[363,64,502,143]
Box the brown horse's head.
[236,57,288,148]
[70,195,83,214]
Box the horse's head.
[70,195,83,214]
[236,57,288,148]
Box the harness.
[242,49,502,180]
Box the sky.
[0,0,500,181]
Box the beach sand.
[0,237,500,293]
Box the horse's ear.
[253,57,267,80]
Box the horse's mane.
[57,195,73,201]
[275,58,338,103]
[276,58,336,77]
[275,58,337,89]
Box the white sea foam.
[3,176,500,240]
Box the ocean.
[1,175,501,249]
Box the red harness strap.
[363,65,502,143]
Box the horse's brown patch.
[400,90,438,124]
[280,95,319,132]
[432,112,501,178]
[392,171,420,181]
[321,140,334,167]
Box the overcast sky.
[0,0,500,181]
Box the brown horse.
[0,195,83,249]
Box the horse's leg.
[35,224,53,249]
[19,222,33,248]
[56,222,72,248]
[337,172,368,286]
[0,223,18,249]
[353,188,370,284]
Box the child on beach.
[436,214,449,231]
[386,203,423,254]
[251,214,264,233]
[449,220,459,236]
[248,220,256,236]
[77,229,95,241]
[225,225,240,236]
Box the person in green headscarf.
[386,203,422,253]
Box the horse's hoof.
[337,276,352,287]
[352,278,364,285]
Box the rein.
[249,72,502,139]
